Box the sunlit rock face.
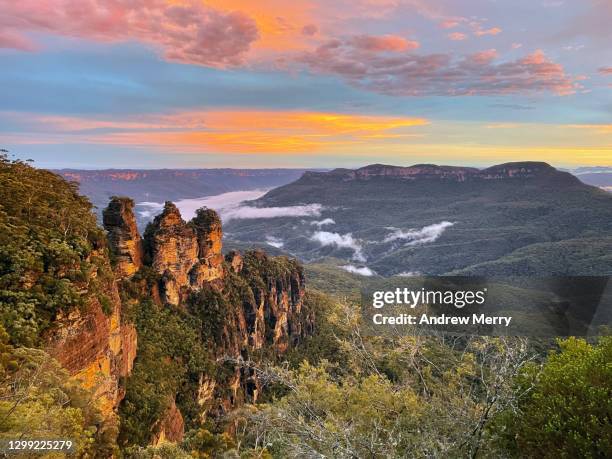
[150,398,185,446]
[103,197,143,279]
[143,202,224,306]
[46,248,137,419]
[101,198,314,442]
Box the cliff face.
[303,161,579,184]
[103,197,143,278]
[46,248,137,419]
[143,202,224,305]
[104,197,313,444]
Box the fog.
[138,189,322,223]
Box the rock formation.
[142,202,224,305]
[102,198,313,444]
[304,161,580,184]
[46,247,137,419]
[103,197,143,278]
[151,399,185,446]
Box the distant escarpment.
[103,197,313,446]
[301,161,580,184]
[227,161,612,277]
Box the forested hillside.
[226,162,612,276]
[0,155,609,458]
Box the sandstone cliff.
[46,246,137,419]
[103,197,143,278]
[142,202,224,305]
[103,197,313,445]
[303,161,580,184]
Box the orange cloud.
[566,124,612,134]
[474,27,502,37]
[448,32,467,41]
[9,110,429,153]
[351,34,419,52]
[440,20,460,29]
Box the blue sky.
[0,0,610,168]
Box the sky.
[0,0,610,169]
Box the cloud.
[440,20,460,29]
[383,221,454,245]
[562,44,585,51]
[311,231,365,261]
[396,271,420,277]
[350,34,419,52]
[225,203,323,221]
[310,218,335,227]
[448,32,467,41]
[297,43,581,96]
[265,236,284,248]
[138,189,323,223]
[599,67,612,75]
[5,110,428,154]
[511,43,523,49]
[341,265,375,276]
[302,24,318,36]
[0,30,37,51]
[474,27,502,37]
[0,0,259,67]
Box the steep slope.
[0,156,137,421]
[104,198,314,446]
[0,155,314,451]
[224,162,612,276]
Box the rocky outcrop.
[46,249,137,419]
[226,250,244,273]
[303,161,579,184]
[202,250,311,416]
[103,199,313,440]
[143,202,224,305]
[103,197,143,278]
[151,399,185,445]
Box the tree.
[491,336,612,458]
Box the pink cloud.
[0,0,259,67]
[440,19,460,29]
[598,67,612,75]
[0,30,37,51]
[468,49,498,64]
[350,34,419,52]
[302,24,318,36]
[297,41,581,96]
[448,32,467,41]
[512,43,523,49]
[475,27,502,37]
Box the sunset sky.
[1,0,610,169]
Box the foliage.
[123,443,194,459]
[0,326,115,458]
[491,336,612,458]
[0,153,111,346]
[234,296,538,458]
[118,300,212,446]
[181,428,236,458]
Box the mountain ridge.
[226,161,612,276]
[301,161,579,184]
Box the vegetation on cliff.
[0,154,112,346]
[1,157,609,458]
